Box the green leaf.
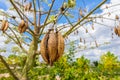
[11,46,20,53]
[68,0,76,8]
[47,15,56,23]
[4,39,11,44]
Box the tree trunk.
[22,36,38,80]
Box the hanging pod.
[1,20,9,32]
[114,26,120,37]
[114,27,118,35]
[40,29,65,66]
[24,2,32,11]
[18,20,28,33]
[117,26,120,36]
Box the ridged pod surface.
[114,27,118,35]
[57,32,64,59]
[1,20,9,32]
[18,20,28,33]
[40,32,49,64]
[3,21,9,31]
[21,21,28,33]
[18,20,25,33]
[1,20,6,31]
[40,30,65,66]
[48,31,57,66]
[117,27,120,36]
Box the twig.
[0,55,19,80]
[39,0,55,36]
[4,32,28,54]
[63,0,107,37]
[33,0,37,28]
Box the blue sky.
[1,0,120,61]
[0,0,110,23]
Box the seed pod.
[21,21,28,33]
[40,32,50,64]
[48,31,57,66]
[117,27,120,36]
[27,2,32,11]
[115,15,119,20]
[24,5,27,11]
[57,32,64,59]
[24,2,32,11]
[79,9,83,17]
[40,30,65,66]
[3,21,9,32]
[1,20,6,31]
[114,27,118,35]
[18,20,25,33]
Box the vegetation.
[0,43,120,80]
[0,0,120,80]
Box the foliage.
[0,51,120,80]
[0,42,120,80]
[0,0,118,80]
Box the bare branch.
[63,0,107,37]
[0,55,19,80]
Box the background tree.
[1,0,120,80]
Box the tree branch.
[0,55,19,80]
[4,32,28,54]
[63,0,107,37]
[39,0,55,36]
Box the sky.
[0,0,120,61]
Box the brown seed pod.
[57,32,64,59]
[25,2,32,11]
[40,30,65,66]
[27,2,32,11]
[18,20,25,33]
[117,27,120,36]
[115,15,119,20]
[21,21,28,33]
[1,20,6,31]
[3,21,9,32]
[40,32,50,64]
[79,9,83,17]
[24,2,32,11]
[48,31,57,66]
[114,27,118,35]
[24,5,27,11]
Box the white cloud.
[69,0,120,61]
[0,0,120,61]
